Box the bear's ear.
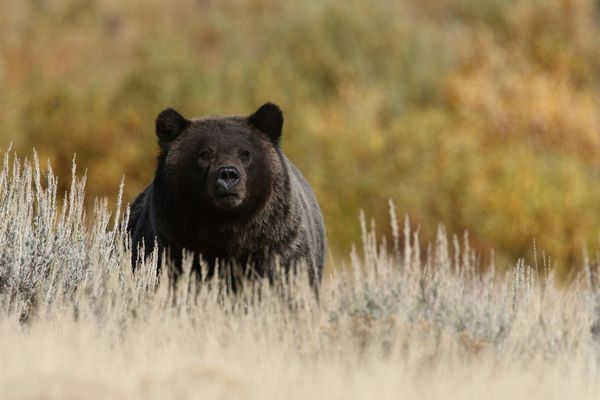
[249,102,283,144]
[156,108,190,149]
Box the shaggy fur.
[128,103,326,289]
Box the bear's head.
[154,103,285,224]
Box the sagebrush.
[1,151,600,399]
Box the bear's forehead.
[190,116,245,127]
[192,117,248,134]
[179,117,267,147]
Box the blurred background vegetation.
[1,0,600,276]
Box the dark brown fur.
[128,103,326,290]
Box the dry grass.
[1,150,600,399]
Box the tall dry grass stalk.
[1,149,600,399]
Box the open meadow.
[1,151,600,399]
[3,0,600,398]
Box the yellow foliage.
[1,0,600,276]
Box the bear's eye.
[199,151,211,161]
[239,150,250,161]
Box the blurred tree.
[1,0,600,277]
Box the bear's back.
[284,156,327,281]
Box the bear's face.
[155,103,285,221]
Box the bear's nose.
[216,166,240,190]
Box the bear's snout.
[215,166,240,191]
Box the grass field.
[1,151,600,399]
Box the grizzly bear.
[128,103,326,290]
